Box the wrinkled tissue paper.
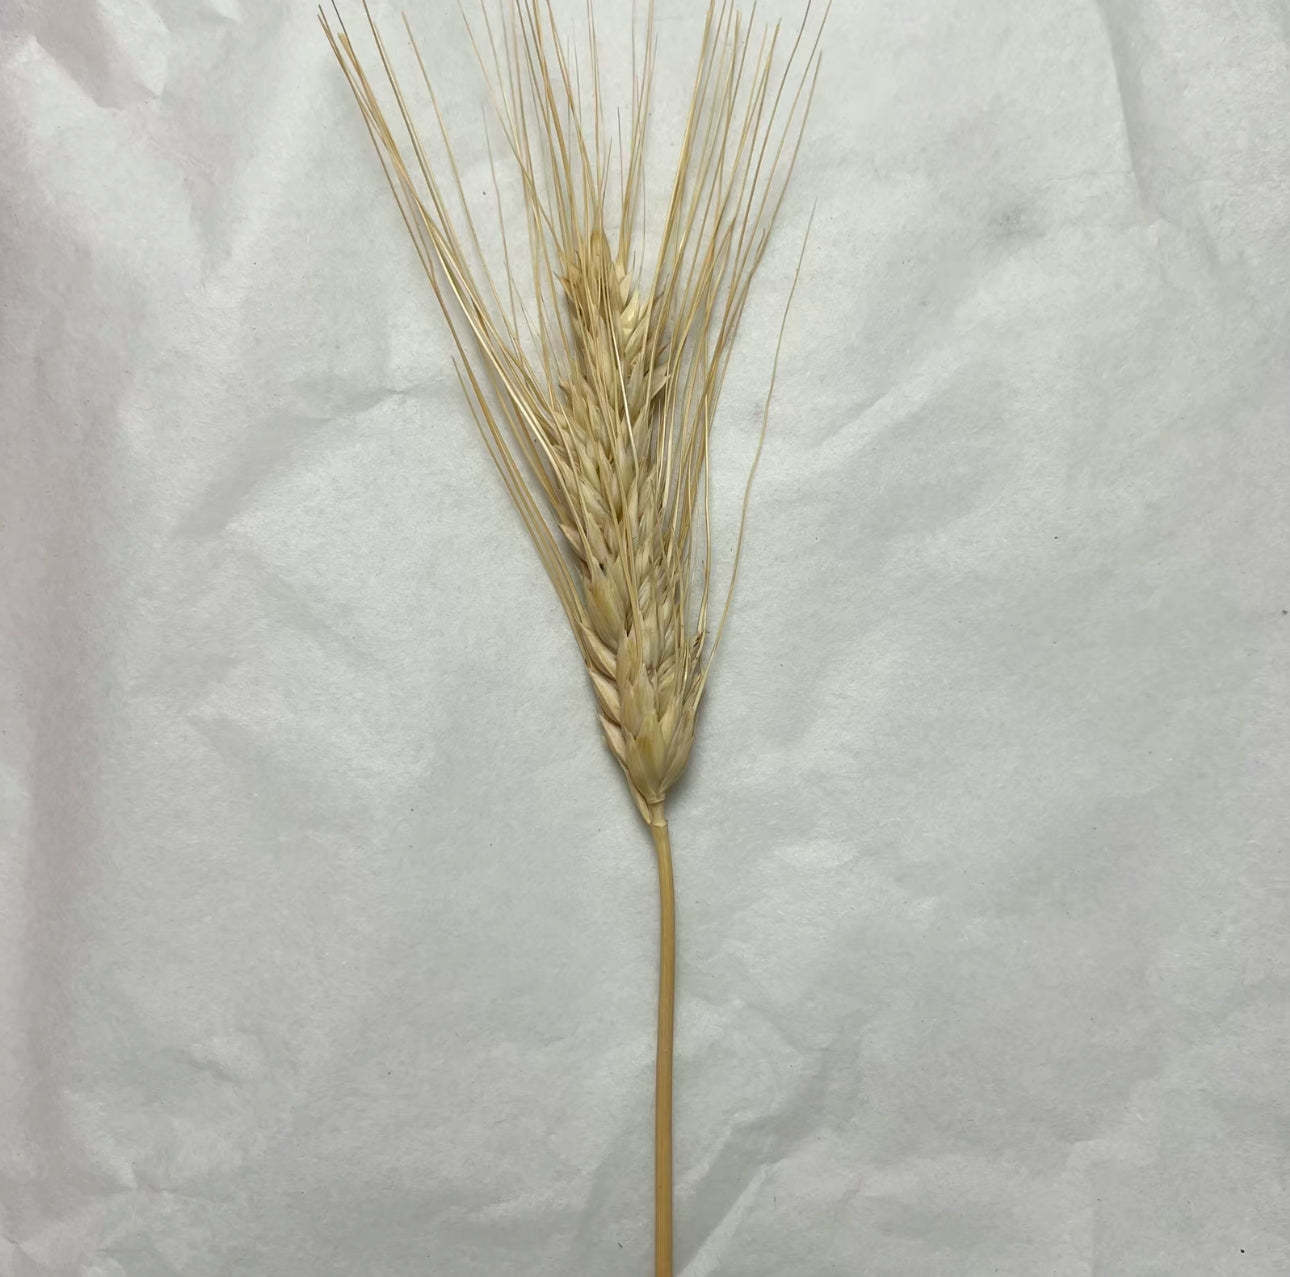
[2,1,1290,1274]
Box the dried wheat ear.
[321,2,824,1272]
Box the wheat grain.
[321,2,824,1270]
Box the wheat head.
[322,0,822,826]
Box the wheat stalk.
[321,2,823,1270]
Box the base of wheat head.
[322,2,824,1272]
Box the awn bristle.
[321,0,823,825]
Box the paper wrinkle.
[1089,1,1231,274]
[29,0,169,111]
[1089,2,1157,221]
[4,0,1290,1273]
[679,1063,824,1271]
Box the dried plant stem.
[321,2,825,1270]
[648,806,676,1276]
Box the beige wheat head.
[322,0,823,825]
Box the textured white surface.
[3,1,1290,1274]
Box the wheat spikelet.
[557,230,696,817]
[321,1,824,1270]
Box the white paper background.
[3,1,1290,1273]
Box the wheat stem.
[648,805,676,1277]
